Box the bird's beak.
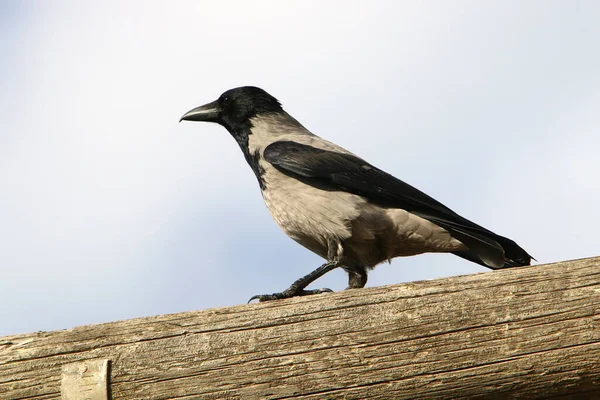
[179,100,221,123]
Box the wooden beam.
[1,257,600,399]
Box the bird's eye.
[221,96,231,106]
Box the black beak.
[179,100,221,122]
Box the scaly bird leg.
[248,259,341,303]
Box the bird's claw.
[248,287,333,303]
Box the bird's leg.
[248,259,340,303]
[346,267,368,289]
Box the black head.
[180,86,283,131]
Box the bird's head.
[180,86,283,131]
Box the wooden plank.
[1,256,599,399]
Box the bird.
[180,86,532,302]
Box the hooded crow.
[180,86,532,302]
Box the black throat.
[225,124,265,190]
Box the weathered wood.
[1,257,600,400]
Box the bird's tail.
[420,215,533,269]
[451,232,533,269]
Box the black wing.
[263,141,532,268]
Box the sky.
[1,1,599,336]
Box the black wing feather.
[263,141,531,268]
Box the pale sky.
[1,1,599,336]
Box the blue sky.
[1,1,599,336]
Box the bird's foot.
[248,287,333,303]
[249,259,341,303]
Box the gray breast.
[260,161,366,259]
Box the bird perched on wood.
[180,86,532,302]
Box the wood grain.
[1,257,600,399]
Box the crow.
[180,86,532,302]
